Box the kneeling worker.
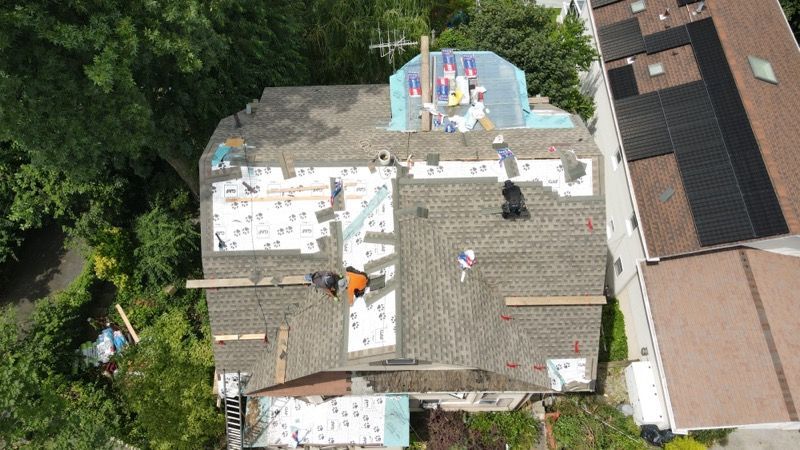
[305,271,341,299]
[339,266,369,306]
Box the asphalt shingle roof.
[199,82,606,393]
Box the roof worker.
[305,271,341,300]
[340,266,369,306]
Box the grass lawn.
[600,297,628,361]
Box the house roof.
[592,0,799,257]
[641,249,800,430]
[199,78,606,394]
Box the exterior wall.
[580,0,670,426]
[408,392,531,412]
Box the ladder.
[222,370,245,450]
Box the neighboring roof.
[200,77,606,394]
[592,0,797,256]
[642,249,800,430]
[707,0,800,233]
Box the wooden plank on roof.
[505,296,607,306]
[186,276,310,289]
[213,333,266,341]
[275,324,290,385]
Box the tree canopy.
[0,1,308,194]
[436,0,597,119]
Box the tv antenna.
[368,27,418,69]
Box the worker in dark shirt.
[502,180,529,219]
[305,271,341,299]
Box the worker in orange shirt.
[338,266,369,306]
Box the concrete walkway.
[0,225,84,325]
[711,429,800,449]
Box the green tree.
[0,271,121,449]
[304,0,430,84]
[780,0,799,42]
[434,0,597,119]
[133,199,199,289]
[0,1,307,195]
[117,307,222,449]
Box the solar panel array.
[658,81,754,245]
[616,92,674,161]
[644,26,691,54]
[598,18,646,62]
[687,19,788,239]
[609,17,788,246]
[608,65,639,100]
[677,0,701,6]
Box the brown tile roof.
[594,0,797,256]
[642,249,800,429]
[708,0,800,234]
[628,154,700,256]
[605,46,701,95]
[593,0,697,40]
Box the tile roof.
[199,82,606,393]
[592,0,795,256]
[642,249,800,429]
[706,0,800,234]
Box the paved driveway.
[711,429,800,449]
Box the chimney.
[420,35,431,132]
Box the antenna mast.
[368,26,419,69]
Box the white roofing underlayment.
[247,395,409,448]
[211,157,592,353]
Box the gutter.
[636,260,677,431]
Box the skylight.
[747,56,777,84]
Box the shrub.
[600,297,628,361]
[426,409,468,450]
[689,428,734,446]
[665,436,707,450]
[552,396,647,450]
[467,410,540,449]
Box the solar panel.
[677,0,701,6]
[658,82,754,245]
[644,26,691,54]
[615,92,674,161]
[687,18,788,238]
[598,18,646,62]
[608,65,639,100]
[592,0,625,7]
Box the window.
[630,0,646,13]
[614,257,623,276]
[607,218,615,240]
[613,149,623,170]
[648,63,665,77]
[626,214,638,236]
[748,56,778,84]
[625,214,639,236]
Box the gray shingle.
[200,84,606,392]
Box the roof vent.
[383,358,417,366]
[376,149,394,166]
[501,181,530,220]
